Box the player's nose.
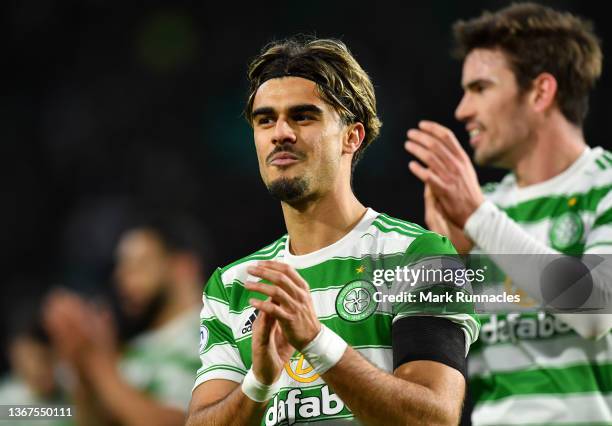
[455,93,473,122]
[272,118,297,145]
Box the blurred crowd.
[0,215,208,426]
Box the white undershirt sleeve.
[464,201,612,339]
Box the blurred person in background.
[43,217,206,426]
[405,3,612,425]
[0,320,73,425]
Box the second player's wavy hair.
[245,37,382,171]
[453,2,602,126]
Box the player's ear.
[530,73,558,114]
[343,122,365,155]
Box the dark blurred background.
[4,0,611,373]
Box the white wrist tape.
[241,368,280,402]
[302,325,348,375]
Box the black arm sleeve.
[392,316,467,378]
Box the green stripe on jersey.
[378,213,428,233]
[214,252,469,315]
[195,364,247,378]
[593,207,612,229]
[501,185,611,223]
[219,235,288,274]
[372,219,423,237]
[471,362,612,402]
[200,318,235,349]
[585,240,612,251]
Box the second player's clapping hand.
[424,184,475,253]
[405,120,485,228]
[43,290,119,371]
[43,290,91,366]
[246,261,321,351]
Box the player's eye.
[470,82,492,94]
[293,114,314,122]
[257,117,273,125]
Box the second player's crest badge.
[549,211,584,251]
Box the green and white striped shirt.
[195,208,479,425]
[120,308,201,410]
[470,146,612,426]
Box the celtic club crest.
[335,280,378,322]
[549,211,584,250]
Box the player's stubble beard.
[473,123,532,169]
[473,137,503,167]
[267,177,310,203]
[474,92,532,169]
[117,284,170,340]
[265,144,315,207]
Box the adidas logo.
[241,310,259,335]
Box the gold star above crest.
[356,265,365,274]
[568,197,577,207]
